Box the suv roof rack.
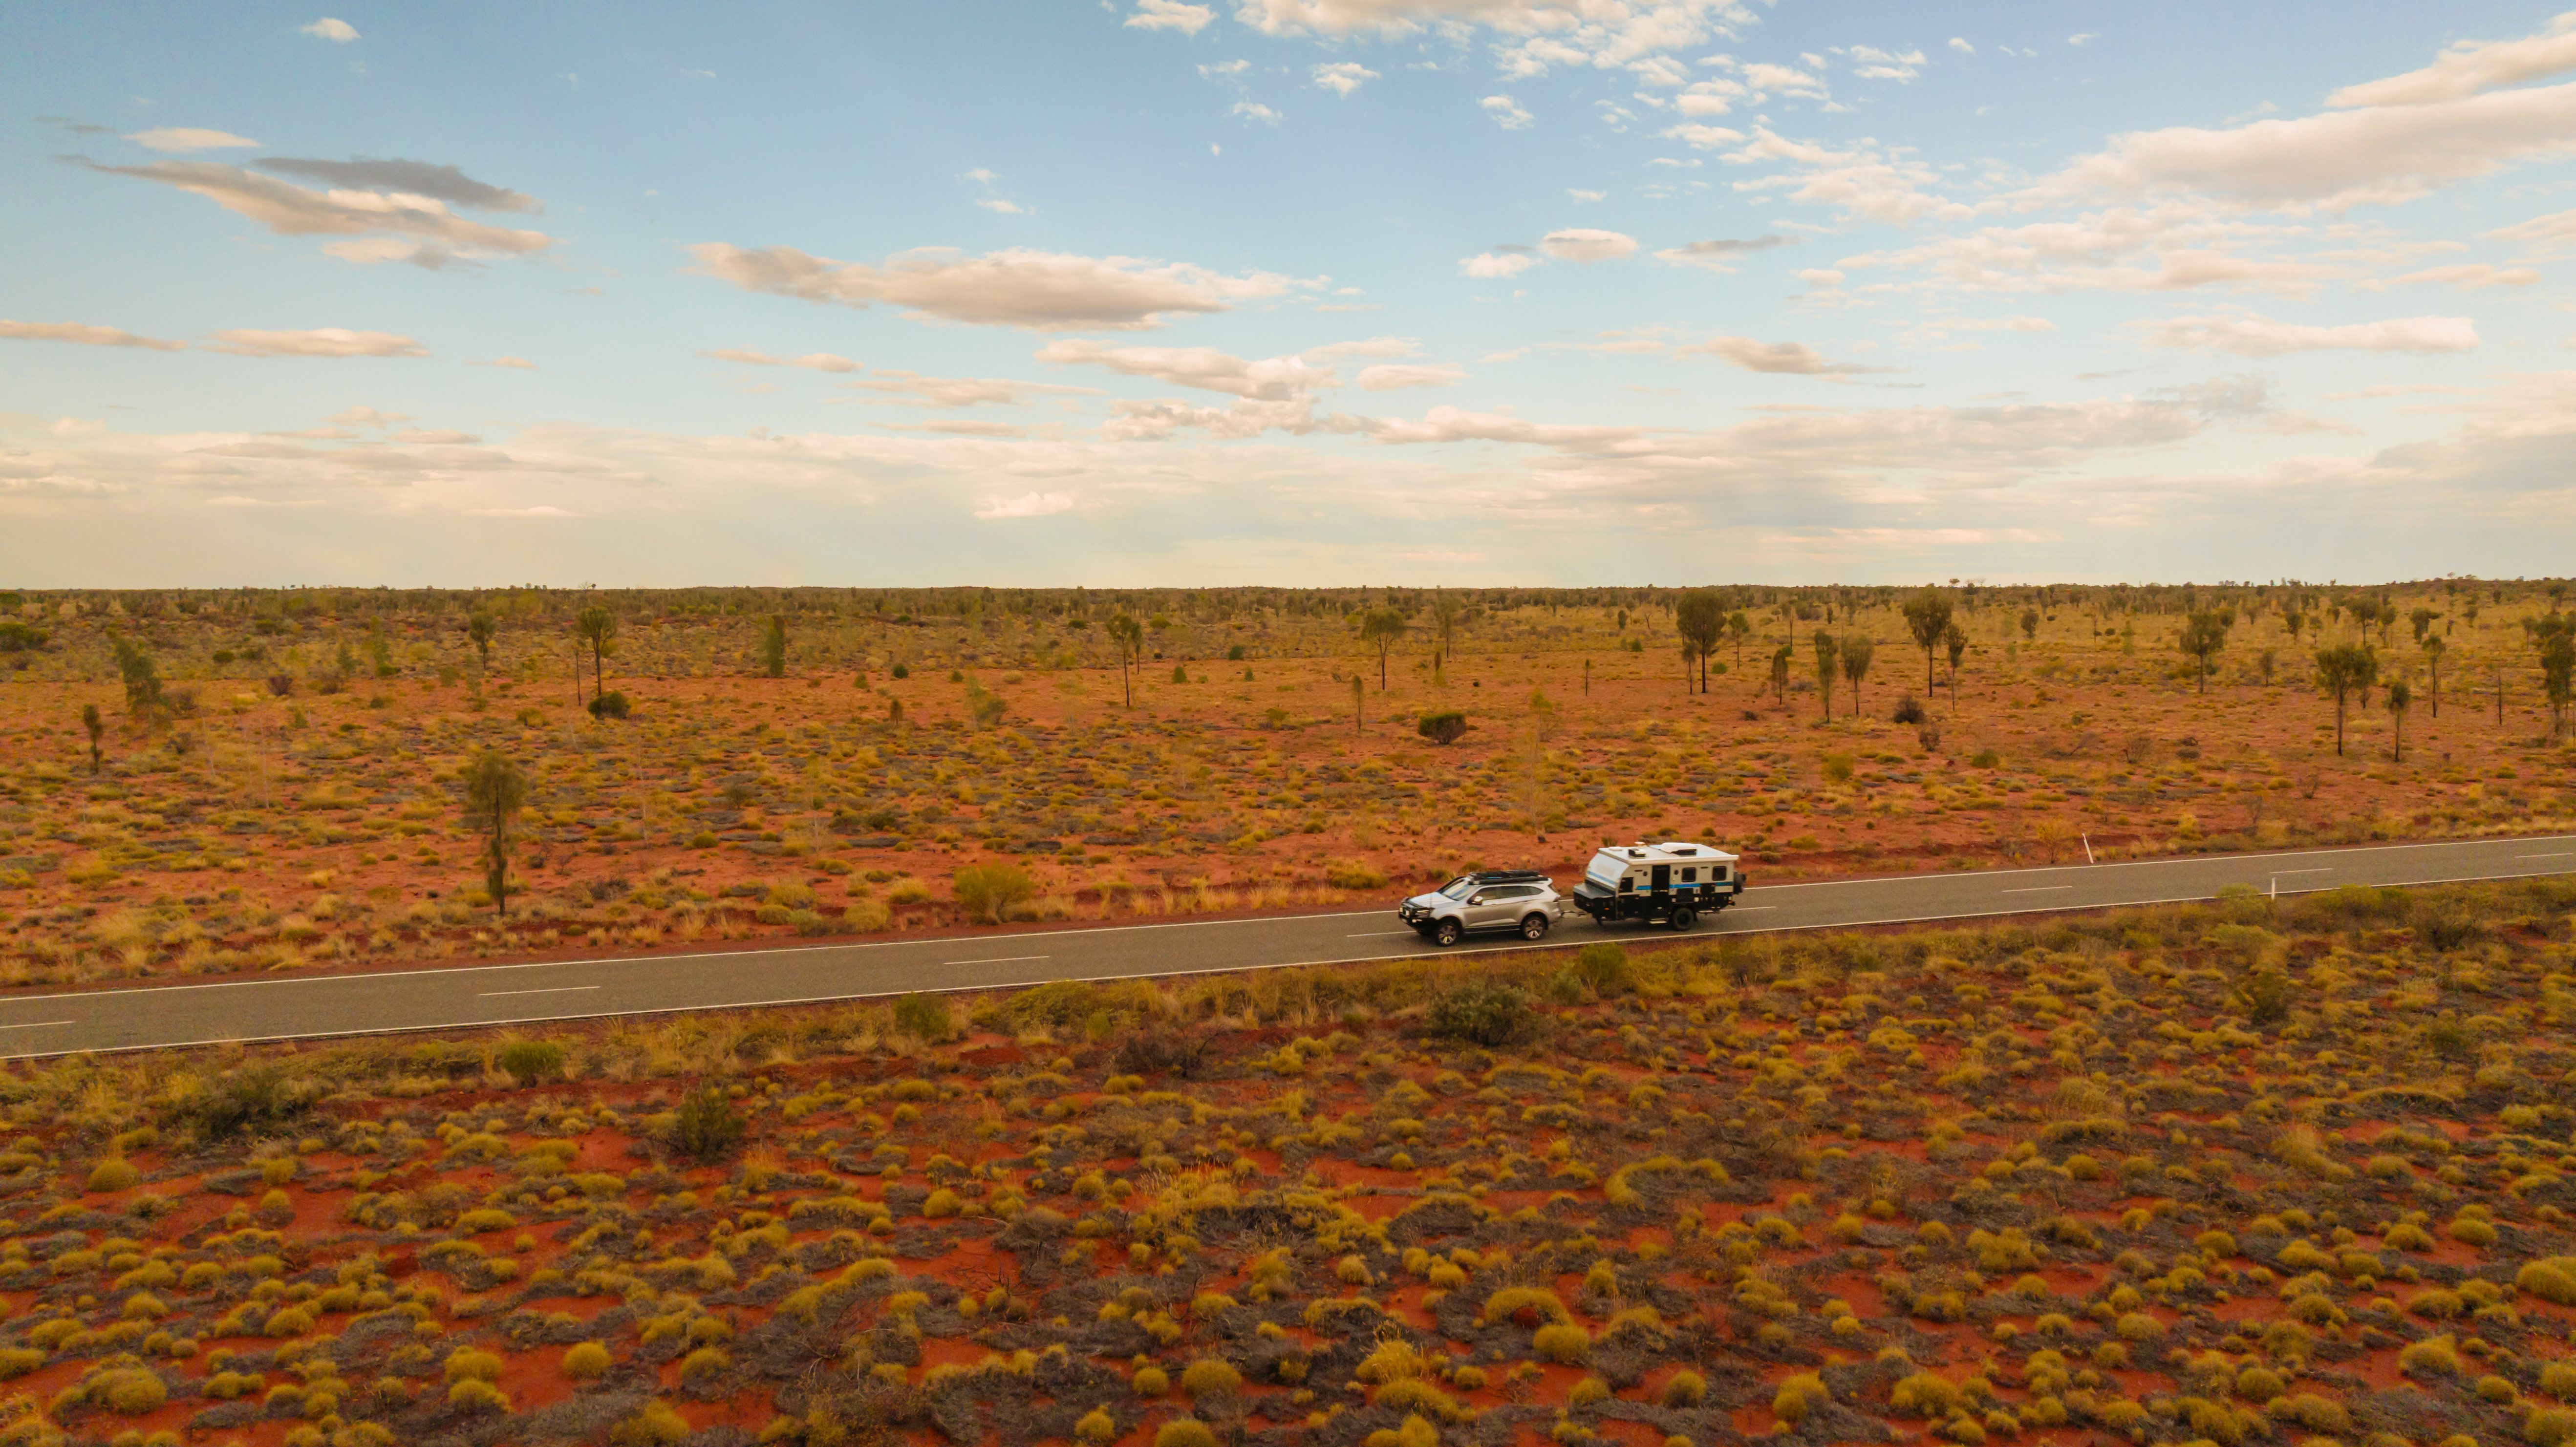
[1460,869,1550,884]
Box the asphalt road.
[2,833,2570,1060]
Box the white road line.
[2518,852,2574,860]
[1347,930,1416,937]
[2001,886,2074,894]
[477,985,600,998]
[0,1020,73,1030]
[942,955,1050,966]
[2271,868,2332,875]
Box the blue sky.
[7,1,2576,587]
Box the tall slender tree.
[2314,643,2378,756]
[1811,632,1839,723]
[466,611,496,669]
[575,604,617,700]
[462,749,528,920]
[2385,680,2411,763]
[1901,588,1953,695]
[1840,634,1875,717]
[1359,608,1406,691]
[81,703,103,774]
[1675,589,1724,695]
[759,615,787,678]
[2177,610,2230,693]
[1106,614,1143,706]
[2421,635,2445,717]
[1941,621,1969,707]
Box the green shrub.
[672,1086,746,1163]
[1076,1408,1118,1445]
[586,690,631,720]
[1324,858,1389,890]
[448,1378,509,1411]
[1417,711,1470,745]
[1154,1421,1217,1447]
[97,1367,167,1414]
[892,992,952,1042]
[1532,1323,1590,1362]
[1424,983,1534,1046]
[1573,942,1634,995]
[562,1341,611,1380]
[444,1348,503,1383]
[952,863,1035,923]
[610,1400,691,1446]
[1180,1358,1242,1397]
[496,1040,564,1083]
[170,1066,312,1139]
[87,1158,140,1192]
[0,1349,40,1379]
[2518,1258,2576,1306]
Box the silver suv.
[1397,870,1564,946]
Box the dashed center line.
[2000,886,2074,894]
[941,955,1050,967]
[2271,868,2333,875]
[1347,930,1416,937]
[477,985,601,998]
[2518,852,2574,860]
[0,1020,74,1030]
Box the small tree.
[1359,608,1406,691]
[760,615,787,678]
[1107,614,1144,706]
[2385,680,2411,763]
[2421,635,2445,717]
[672,1086,746,1162]
[1768,643,1792,705]
[1810,632,1839,722]
[1350,673,1363,735]
[2313,643,2377,756]
[466,611,496,668]
[2019,608,2039,641]
[1901,588,1953,696]
[111,636,163,715]
[2542,629,2576,738]
[1727,610,1752,669]
[462,749,528,918]
[575,604,617,702]
[2177,610,2230,693]
[1941,621,1969,702]
[2410,607,2440,644]
[82,702,103,774]
[1417,710,1470,745]
[1840,634,1875,717]
[1430,591,1465,661]
[1675,589,1724,695]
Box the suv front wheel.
[1520,913,1549,940]
[1433,918,1463,947]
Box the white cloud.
[298,17,358,41]
[1200,59,1250,79]
[1037,339,1331,400]
[1736,61,1830,101]
[2487,207,2576,249]
[2355,263,2540,292]
[837,371,1098,408]
[2051,82,2576,212]
[2068,32,2096,46]
[976,198,1031,214]
[1301,335,1419,360]
[1674,79,1744,116]
[1659,122,1745,149]
[1652,234,1789,272]
[1720,128,1970,225]
[1567,188,1606,202]
[203,328,426,358]
[704,347,861,373]
[85,160,554,268]
[686,243,1309,331]
[1674,334,1898,377]
[1837,203,2342,298]
[1836,45,1926,82]
[0,319,186,351]
[1356,362,1466,389]
[1939,316,2057,333]
[2137,312,2478,356]
[1232,100,1284,124]
[976,491,1077,519]
[1125,0,1214,33]
[1313,61,1381,95]
[325,406,407,427]
[2329,13,2576,107]
[1481,94,1534,129]
[393,428,481,445]
[126,128,260,152]
[1948,38,1973,55]
[1459,251,1540,278]
[474,356,537,369]
[1539,228,1636,262]
[1233,0,1764,83]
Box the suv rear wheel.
[1520,913,1549,940]
[1433,918,1463,947]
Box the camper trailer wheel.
[1670,907,1696,932]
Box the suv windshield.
[1438,877,1477,900]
